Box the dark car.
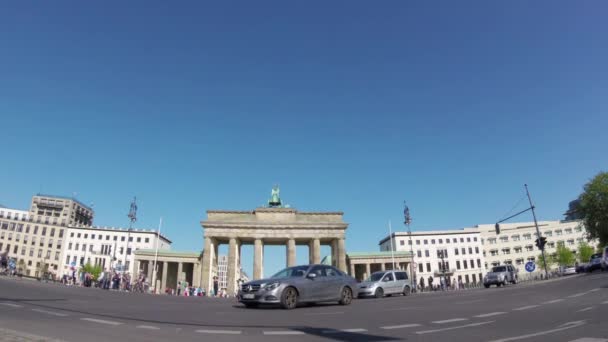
[238,264,359,309]
[587,253,603,272]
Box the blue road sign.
[525,261,536,272]
[70,261,76,267]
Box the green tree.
[81,263,102,280]
[578,172,608,246]
[537,253,555,269]
[555,243,576,266]
[577,241,594,263]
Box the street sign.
[70,261,76,267]
[525,261,536,272]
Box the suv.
[483,265,518,288]
[587,253,603,272]
[358,270,412,298]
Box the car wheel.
[403,286,411,296]
[339,287,353,305]
[512,277,518,285]
[280,287,298,310]
[484,284,490,288]
[374,287,384,298]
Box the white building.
[380,229,485,287]
[381,219,591,284]
[217,255,249,291]
[60,225,171,277]
[478,220,588,276]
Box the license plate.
[242,294,255,299]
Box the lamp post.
[125,197,137,276]
[404,202,415,292]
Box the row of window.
[416,258,482,273]
[487,239,582,256]
[0,233,62,249]
[489,257,536,268]
[0,242,61,261]
[403,236,478,246]
[416,246,480,258]
[486,227,582,244]
[67,242,132,256]
[0,222,65,237]
[68,232,149,244]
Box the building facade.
[381,219,590,284]
[380,229,485,287]
[60,225,171,277]
[478,220,588,275]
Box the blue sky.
[1,1,606,277]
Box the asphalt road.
[1,273,607,342]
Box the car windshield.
[492,266,507,272]
[366,272,385,282]
[591,254,601,260]
[270,266,309,278]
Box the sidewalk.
[0,328,66,342]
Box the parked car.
[576,263,588,273]
[587,253,603,272]
[483,265,518,288]
[358,270,413,298]
[559,265,577,276]
[238,264,358,309]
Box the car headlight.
[263,282,280,291]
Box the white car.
[560,266,576,276]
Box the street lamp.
[403,202,415,292]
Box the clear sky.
[1,1,606,277]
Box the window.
[490,249,498,256]
[456,260,461,270]
[424,240,428,245]
[396,272,408,280]
[500,236,508,243]
[48,238,53,248]
[523,234,532,240]
[467,237,471,242]
[514,246,522,253]
[567,239,575,246]
[113,236,117,241]
[418,263,423,272]
[438,239,443,244]
[463,260,468,269]
[468,247,473,254]
[400,240,404,246]
[502,248,511,255]
[416,240,420,245]
[461,247,466,255]
[120,247,124,254]
[68,243,72,250]
[77,233,81,238]
[99,235,102,240]
[545,231,553,237]
[470,260,475,268]
[84,234,88,239]
[50,228,55,237]
[475,247,479,254]
[417,250,422,257]
[431,239,435,244]
[75,243,79,250]
[565,228,572,234]
[38,249,42,257]
[426,263,431,272]
[453,238,457,243]
[474,237,478,242]
[512,235,520,241]
[527,256,535,262]
[39,237,44,247]
[70,232,74,237]
[425,250,429,257]
[525,245,534,252]
[145,238,150,243]
[488,238,497,244]
[66,255,70,264]
[13,245,18,254]
[477,259,481,268]
[575,227,583,233]
[129,237,133,242]
[455,248,459,255]
[516,258,524,265]
[55,251,60,261]
[472,274,477,283]
[59,229,64,238]
[106,235,110,240]
[137,237,141,243]
[57,240,62,249]
[460,238,464,243]
[121,236,125,242]
[82,244,86,251]
[89,245,93,252]
[555,230,563,236]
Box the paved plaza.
[1,273,607,341]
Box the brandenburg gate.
[200,186,348,294]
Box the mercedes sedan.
[238,264,359,309]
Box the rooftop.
[134,249,200,258]
[35,193,93,211]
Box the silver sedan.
[238,264,359,309]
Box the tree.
[578,172,608,247]
[537,253,555,269]
[577,241,594,263]
[555,243,576,267]
[81,263,102,280]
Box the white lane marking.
[588,288,600,293]
[0,303,23,308]
[304,311,344,316]
[322,328,368,334]
[381,323,421,330]
[488,320,586,342]
[543,299,564,304]
[602,300,608,304]
[569,292,589,298]
[196,329,242,334]
[80,318,122,326]
[568,338,608,342]
[577,307,594,312]
[263,331,305,335]
[136,325,160,330]
[432,318,468,324]
[416,321,494,334]
[474,312,506,318]
[512,305,539,311]
[31,308,68,317]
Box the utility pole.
[525,184,549,279]
[125,197,137,275]
[404,202,415,292]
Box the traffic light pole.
[525,184,549,279]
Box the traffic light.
[535,237,547,250]
[495,223,500,235]
[535,238,540,249]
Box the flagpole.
[151,217,162,294]
[388,220,396,270]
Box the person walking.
[213,276,219,297]
[428,276,434,291]
[177,281,182,296]
[419,277,425,293]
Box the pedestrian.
[213,276,219,297]
[427,276,433,291]
[419,277,425,293]
[177,281,182,296]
